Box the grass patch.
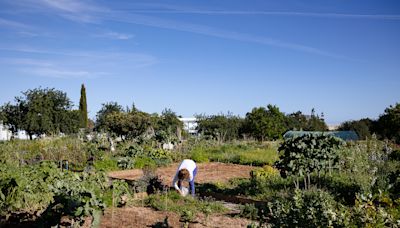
[146,191,226,216]
[94,155,119,171]
[189,141,279,166]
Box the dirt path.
[100,206,251,228]
[108,162,255,185]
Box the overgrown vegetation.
[146,191,226,226]
[189,141,279,166]
[198,136,400,227]
[1,86,399,227]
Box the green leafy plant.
[276,134,343,189]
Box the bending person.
[172,159,197,197]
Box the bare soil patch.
[104,163,256,227]
[100,206,251,228]
[108,162,255,185]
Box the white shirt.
[172,159,197,190]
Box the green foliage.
[0,87,80,137]
[286,111,308,131]
[196,113,244,143]
[276,134,343,189]
[0,137,91,166]
[352,193,400,227]
[117,156,135,169]
[376,103,400,143]
[102,180,132,207]
[286,109,328,131]
[338,118,374,140]
[103,110,152,140]
[243,104,287,141]
[0,162,109,226]
[250,165,280,181]
[240,203,259,220]
[94,156,119,171]
[79,84,88,128]
[95,101,124,131]
[190,150,210,163]
[146,191,226,220]
[318,172,370,205]
[306,108,328,131]
[265,189,347,228]
[154,108,183,144]
[134,157,157,169]
[189,141,278,166]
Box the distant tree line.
[0,88,183,144]
[338,103,400,143]
[197,103,400,143]
[0,86,399,144]
[0,87,80,139]
[95,102,182,143]
[196,105,327,142]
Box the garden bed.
[100,206,250,228]
[108,162,256,184]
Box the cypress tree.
[79,84,88,128]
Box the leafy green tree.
[196,112,243,143]
[61,110,81,134]
[95,102,123,131]
[103,110,152,140]
[286,111,308,131]
[376,103,400,143]
[305,109,328,131]
[276,134,343,189]
[155,108,183,143]
[79,84,88,128]
[0,88,79,139]
[0,102,25,135]
[338,118,374,140]
[243,104,287,141]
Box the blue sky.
[0,0,399,124]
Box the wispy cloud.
[16,0,106,23]
[21,67,99,79]
[38,0,92,13]
[0,17,34,30]
[111,3,400,20]
[0,57,53,67]
[97,31,134,40]
[1,1,375,59]
[115,10,400,20]
[0,47,158,79]
[108,14,353,60]
[21,1,355,59]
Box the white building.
[0,122,31,140]
[0,122,12,141]
[179,117,198,135]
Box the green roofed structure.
[283,131,359,141]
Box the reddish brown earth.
[108,162,256,185]
[100,206,251,228]
[104,163,256,227]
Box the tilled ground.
[100,206,251,228]
[108,162,255,185]
[104,162,256,227]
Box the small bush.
[240,204,259,220]
[94,157,119,171]
[134,157,157,169]
[191,151,210,163]
[188,142,278,166]
[250,165,280,181]
[146,191,226,216]
[265,189,347,228]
